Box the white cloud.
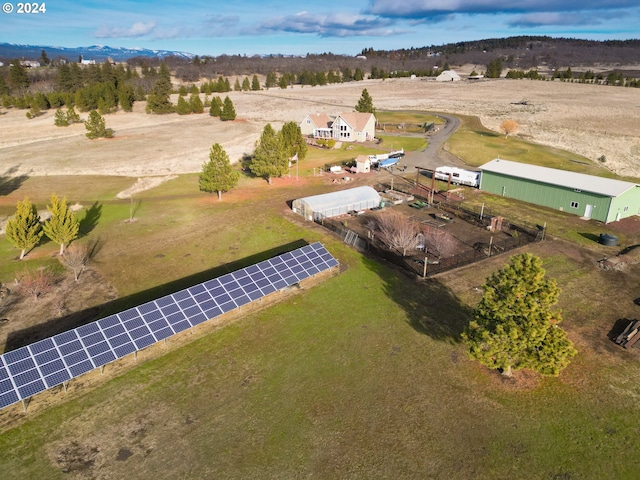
[95,21,157,39]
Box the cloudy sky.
[2,0,638,55]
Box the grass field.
[445,115,636,181]
[1,111,640,478]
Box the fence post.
[488,236,493,257]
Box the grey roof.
[299,186,380,212]
[479,159,638,197]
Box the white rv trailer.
[434,166,481,188]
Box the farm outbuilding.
[292,186,381,221]
[479,159,640,223]
[436,70,461,82]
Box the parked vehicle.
[434,166,481,188]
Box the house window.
[570,201,579,209]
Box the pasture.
[1,78,640,478]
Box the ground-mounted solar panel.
[0,243,338,410]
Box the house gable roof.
[336,112,375,132]
[306,113,333,129]
[479,159,638,197]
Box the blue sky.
[1,0,638,55]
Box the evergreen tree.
[189,93,204,113]
[66,106,81,124]
[209,96,222,117]
[486,58,503,78]
[220,96,236,121]
[241,77,250,91]
[54,108,69,126]
[57,63,73,91]
[355,88,375,113]
[251,75,261,91]
[0,74,9,95]
[199,143,240,200]
[85,110,113,139]
[9,59,30,94]
[176,95,191,115]
[250,123,287,184]
[40,49,50,66]
[118,84,135,112]
[279,121,308,162]
[265,72,277,88]
[146,66,173,114]
[5,198,44,260]
[43,194,80,255]
[462,253,577,377]
[234,78,242,91]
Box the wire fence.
[315,191,543,277]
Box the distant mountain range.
[0,42,194,61]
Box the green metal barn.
[479,159,640,223]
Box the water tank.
[599,233,618,246]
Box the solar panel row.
[0,243,338,410]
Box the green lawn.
[1,117,640,478]
[446,115,626,179]
[1,229,639,478]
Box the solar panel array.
[0,242,338,410]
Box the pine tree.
[118,84,135,112]
[189,93,204,113]
[250,123,287,184]
[54,108,69,126]
[176,95,191,115]
[146,66,173,114]
[241,77,250,91]
[462,253,577,377]
[209,96,222,117]
[234,78,242,91]
[0,74,9,95]
[251,75,261,91]
[42,194,80,255]
[85,110,113,138]
[5,198,44,260]
[265,72,277,88]
[355,88,375,113]
[220,96,236,121]
[199,143,240,200]
[279,121,307,162]
[9,59,30,94]
[66,106,81,124]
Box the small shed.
[292,186,381,221]
[355,155,371,173]
[479,159,640,223]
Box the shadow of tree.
[362,255,472,343]
[0,166,30,196]
[79,201,102,236]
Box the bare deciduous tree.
[59,243,90,281]
[500,119,519,139]
[374,211,420,256]
[16,267,58,301]
[423,227,461,258]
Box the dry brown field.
[1,76,639,180]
